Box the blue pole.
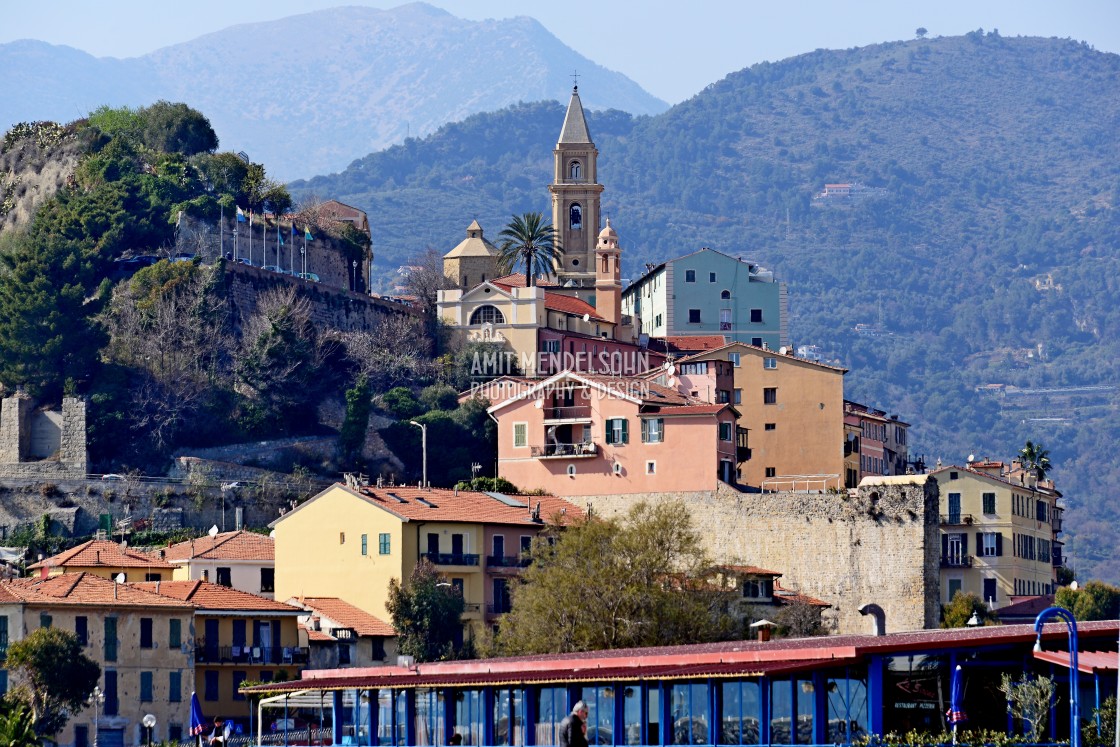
[1034,606,1080,747]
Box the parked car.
[171,253,197,263]
[296,272,320,282]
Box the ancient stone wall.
[0,397,87,478]
[572,478,941,635]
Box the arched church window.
[469,305,505,325]
[569,203,582,230]
[602,253,609,273]
[570,161,581,180]
[721,290,731,300]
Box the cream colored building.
[929,459,1062,610]
[163,530,275,598]
[0,573,195,747]
[441,220,500,290]
[678,342,847,490]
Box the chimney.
[858,603,886,636]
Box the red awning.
[1033,649,1118,674]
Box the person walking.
[559,701,589,747]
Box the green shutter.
[169,619,181,648]
[620,418,628,444]
[605,420,615,445]
[104,617,117,661]
[640,419,649,443]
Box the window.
[513,422,527,448]
[719,422,733,441]
[765,423,776,431]
[717,390,730,403]
[734,389,742,404]
[948,493,961,523]
[379,533,391,555]
[104,617,117,662]
[169,671,182,703]
[949,471,959,480]
[765,467,776,478]
[982,492,996,514]
[743,579,773,599]
[260,568,274,593]
[232,670,246,701]
[721,290,731,300]
[169,726,183,743]
[728,352,740,367]
[204,670,219,702]
[76,726,88,747]
[569,161,581,180]
[567,464,576,477]
[646,461,656,475]
[641,418,664,443]
[751,337,763,347]
[654,313,663,328]
[983,578,997,604]
[104,670,118,716]
[569,203,582,230]
[216,567,232,587]
[1036,500,1048,523]
[688,309,701,323]
[75,615,88,646]
[679,362,707,375]
[750,309,763,323]
[685,270,696,282]
[361,534,368,556]
[605,418,629,445]
[145,572,162,582]
[140,671,153,702]
[140,618,153,649]
[469,305,505,325]
[719,308,732,330]
[709,272,717,283]
[947,579,962,601]
[764,357,777,369]
[981,532,1001,557]
[542,339,560,354]
[339,642,351,665]
[763,387,777,405]
[39,612,52,629]
[493,535,505,559]
[169,619,181,649]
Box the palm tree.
[497,213,562,288]
[1019,440,1052,480]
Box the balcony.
[543,405,592,422]
[940,514,974,526]
[736,427,751,463]
[423,552,480,567]
[940,555,973,568]
[193,643,309,665]
[1053,551,1063,567]
[486,602,512,615]
[487,554,529,569]
[462,603,481,616]
[530,442,598,459]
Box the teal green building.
[621,248,788,349]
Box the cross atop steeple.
[571,69,580,90]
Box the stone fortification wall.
[0,396,87,478]
[224,263,413,335]
[573,479,940,635]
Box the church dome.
[598,218,617,240]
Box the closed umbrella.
[947,664,967,743]
[190,692,207,745]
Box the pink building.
[489,371,744,496]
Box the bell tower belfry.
[549,86,604,301]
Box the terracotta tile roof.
[28,539,177,571]
[646,336,727,355]
[164,531,275,563]
[134,580,301,614]
[293,598,396,637]
[680,342,849,374]
[275,485,583,529]
[642,403,732,416]
[720,565,783,577]
[773,582,830,608]
[2,573,193,609]
[302,624,336,642]
[489,275,606,322]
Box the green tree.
[940,591,997,628]
[916,28,929,39]
[495,501,736,655]
[5,627,100,736]
[496,212,562,287]
[138,101,219,156]
[386,559,467,662]
[999,673,1055,744]
[419,383,458,412]
[1083,695,1116,747]
[0,699,38,747]
[380,387,422,420]
[1054,580,1120,621]
[339,375,372,464]
[1019,440,1052,480]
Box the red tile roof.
[134,580,301,614]
[721,565,782,577]
[2,573,193,609]
[293,598,396,637]
[643,403,732,416]
[276,485,583,529]
[773,582,830,608]
[28,539,176,571]
[302,624,337,642]
[489,275,606,321]
[488,273,558,289]
[164,531,274,563]
[646,336,727,355]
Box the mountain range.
[0,3,667,180]
[290,31,1120,583]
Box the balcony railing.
[544,405,592,420]
[940,555,973,568]
[940,514,974,526]
[486,602,512,615]
[194,643,309,665]
[1053,552,1063,567]
[462,603,481,614]
[423,552,480,566]
[487,554,529,568]
[530,442,598,458]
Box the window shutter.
[621,418,629,444]
[961,533,968,556]
[640,419,648,442]
[605,422,614,445]
[996,533,1003,556]
[941,534,948,557]
[976,532,983,553]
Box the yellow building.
[442,220,500,290]
[271,483,579,641]
[135,580,303,731]
[678,342,847,490]
[0,573,194,747]
[28,539,178,582]
[929,459,1063,610]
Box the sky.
[4,1,1118,104]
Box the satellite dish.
[115,573,126,584]
[583,313,590,322]
[269,530,276,538]
[967,454,975,463]
[208,525,219,537]
[534,399,544,409]
[779,347,788,355]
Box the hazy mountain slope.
[291,33,1120,582]
[0,3,666,180]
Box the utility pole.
[409,421,428,488]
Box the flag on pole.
[236,206,246,223]
[278,225,284,246]
[304,226,313,242]
[190,692,207,736]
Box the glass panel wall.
[794,679,814,744]
[770,680,792,745]
[493,688,526,746]
[826,674,868,743]
[536,687,568,747]
[718,680,760,745]
[377,689,407,746]
[454,689,486,746]
[580,685,617,745]
[669,683,709,745]
[415,689,444,746]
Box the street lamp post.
[142,714,157,747]
[1033,606,1080,747]
[409,420,427,488]
[89,686,104,747]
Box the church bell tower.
[549,86,604,302]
